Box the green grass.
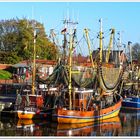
[0,69,12,79]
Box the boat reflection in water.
[16,119,48,136]
[50,116,122,136]
[0,116,121,136]
[2,112,140,136]
[120,110,140,136]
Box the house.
[12,59,57,83]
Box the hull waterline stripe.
[52,107,120,119]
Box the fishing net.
[37,63,97,89]
[101,67,120,87]
[71,66,97,88]
[98,63,123,92]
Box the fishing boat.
[14,27,53,119]
[121,72,140,110]
[122,81,140,110]
[15,92,49,119]
[51,19,123,124]
[52,90,122,123]
[121,42,140,110]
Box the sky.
[0,2,139,55]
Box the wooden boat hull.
[18,111,35,119]
[122,97,140,110]
[17,110,49,119]
[16,94,54,119]
[52,98,122,123]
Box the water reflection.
[0,118,49,136]
[0,115,122,136]
[120,110,140,136]
[50,116,122,136]
[16,119,40,136]
[1,112,140,136]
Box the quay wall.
[0,64,12,70]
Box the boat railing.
[15,102,40,111]
[61,105,97,111]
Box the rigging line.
[92,39,98,50]
[77,35,85,56]
[97,29,111,39]
[89,29,98,33]
[90,35,98,42]
[102,29,111,35]
[103,32,111,38]
[83,34,92,55]
[114,38,120,49]
[104,45,108,50]
[89,35,97,51]
[74,36,84,48]
[103,30,112,39]
[54,21,63,30]
[89,30,98,38]
[88,31,97,39]
[74,37,84,56]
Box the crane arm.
[106,29,115,63]
[84,28,95,68]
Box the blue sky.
[0,2,139,54]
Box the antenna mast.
[65,18,78,110]
[32,27,37,95]
[118,31,122,57]
[31,20,41,95]
[99,18,103,63]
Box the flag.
[61,28,67,34]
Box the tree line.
[131,43,140,62]
[0,18,140,65]
[0,18,59,64]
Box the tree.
[0,18,58,64]
[132,43,140,62]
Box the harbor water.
[0,110,140,137]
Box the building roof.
[12,63,28,68]
[13,59,57,68]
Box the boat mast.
[32,28,37,95]
[69,28,73,110]
[62,20,68,65]
[118,31,122,62]
[128,41,132,67]
[99,18,103,63]
[66,19,78,110]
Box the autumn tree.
[0,18,58,64]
